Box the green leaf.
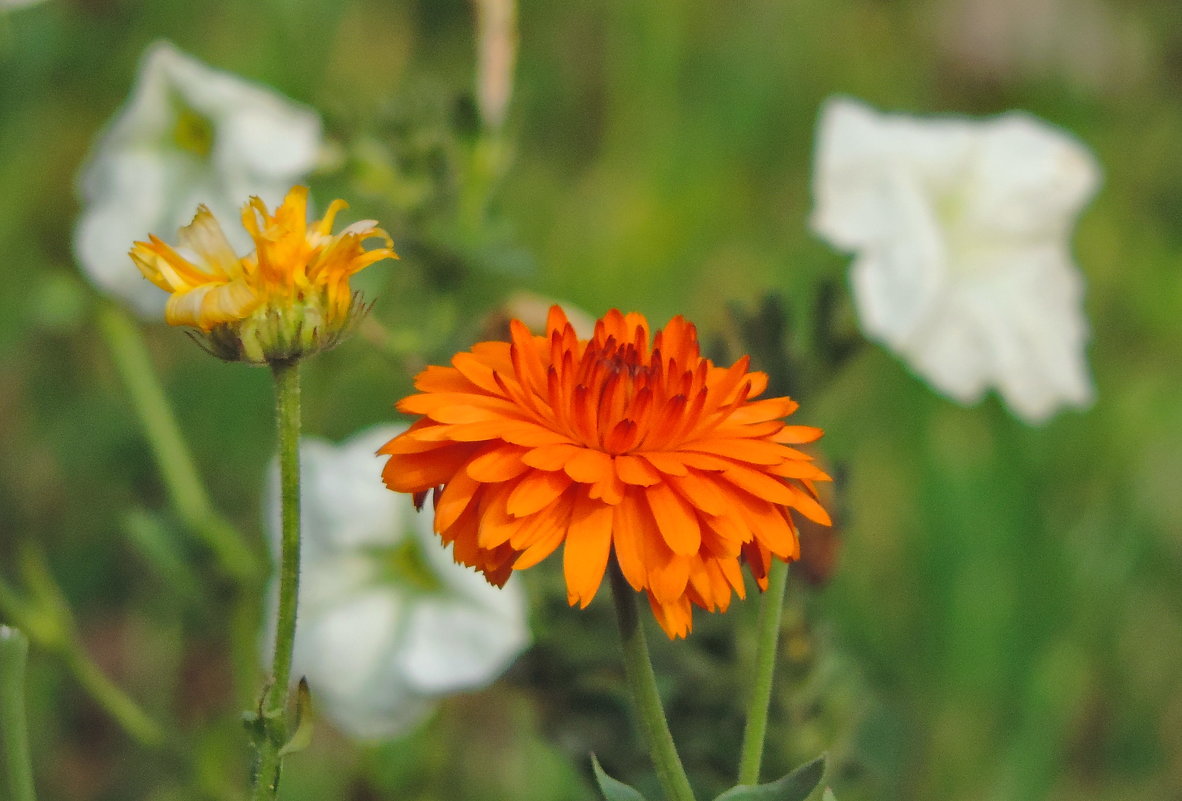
[279,678,315,756]
[822,790,837,801]
[590,754,649,801]
[712,755,826,801]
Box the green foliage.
[592,754,650,801]
[713,755,826,801]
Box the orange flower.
[129,185,396,363]
[379,307,832,638]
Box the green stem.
[608,562,696,801]
[736,558,790,785]
[251,360,303,801]
[64,648,165,748]
[0,548,166,750]
[96,302,259,583]
[0,626,37,801]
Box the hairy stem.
[251,361,303,800]
[737,558,790,784]
[609,562,696,801]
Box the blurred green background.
[2,1,1181,800]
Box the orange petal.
[647,593,692,639]
[506,468,573,517]
[381,444,476,492]
[476,483,520,549]
[588,466,625,505]
[510,489,573,553]
[786,484,832,526]
[451,350,508,394]
[643,482,702,556]
[648,550,690,605]
[434,468,482,532]
[767,460,832,482]
[640,451,689,477]
[719,462,796,506]
[724,397,798,425]
[612,492,650,591]
[513,513,570,570]
[615,454,662,486]
[564,447,613,484]
[466,445,531,483]
[665,469,726,517]
[772,425,824,444]
[684,437,790,465]
[731,491,798,559]
[414,365,473,394]
[563,491,614,608]
[522,443,582,471]
[441,420,569,446]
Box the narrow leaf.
[279,678,314,756]
[591,754,649,801]
[712,754,826,801]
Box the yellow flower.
[129,185,396,364]
[379,307,832,638]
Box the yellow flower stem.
[0,626,37,801]
[251,360,303,801]
[608,561,696,801]
[96,303,259,584]
[736,557,790,784]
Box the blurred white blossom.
[263,425,531,741]
[811,96,1100,423]
[74,40,322,317]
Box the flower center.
[172,106,214,158]
[372,537,444,594]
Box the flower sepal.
[194,292,372,366]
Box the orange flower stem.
[251,360,303,801]
[608,561,697,801]
[736,557,790,784]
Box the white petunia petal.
[962,249,1095,422]
[288,588,435,740]
[397,597,531,694]
[962,113,1102,239]
[811,96,976,249]
[848,170,948,345]
[810,96,1099,424]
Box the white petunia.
[810,96,1101,423]
[74,40,322,317]
[262,425,531,741]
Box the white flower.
[262,425,531,741]
[74,40,322,317]
[810,96,1101,423]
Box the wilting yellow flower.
[75,41,322,317]
[379,307,832,638]
[130,185,396,363]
